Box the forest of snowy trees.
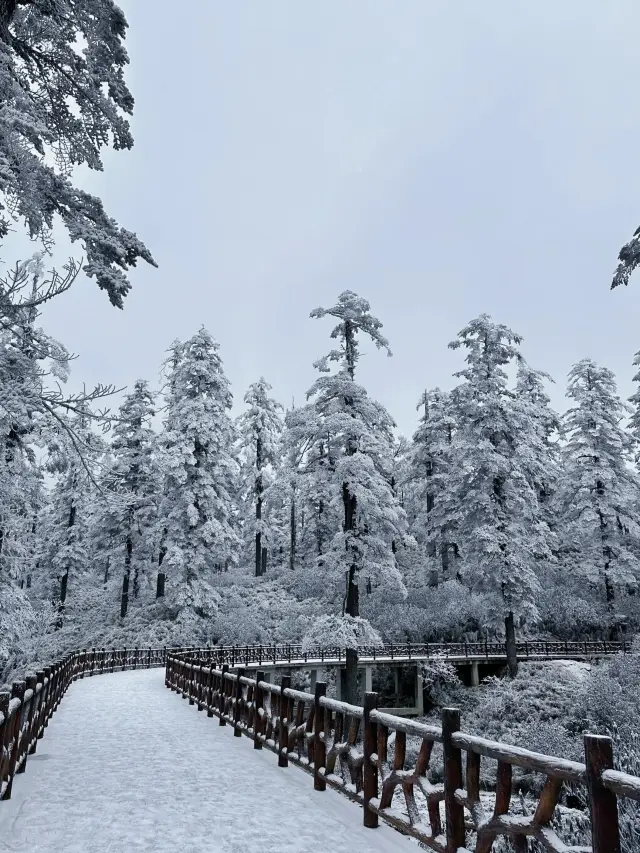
[3,279,640,687]
[2,0,640,702]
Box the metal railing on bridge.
[205,638,625,668]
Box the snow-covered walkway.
[0,668,415,852]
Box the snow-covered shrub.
[420,654,461,708]
[301,614,383,653]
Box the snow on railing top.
[167,648,637,853]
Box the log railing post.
[4,681,26,799]
[0,691,9,793]
[363,691,379,828]
[41,667,52,731]
[18,675,37,773]
[219,664,229,726]
[584,734,621,853]
[313,681,327,791]
[254,670,265,748]
[279,675,291,767]
[234,668,245,737]
[206,666,214,718]
[442,707,465,853]
[32,671,45,749]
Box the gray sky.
[6,0,640,436]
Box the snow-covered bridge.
[0,667,412,853]
[2,647,639,852]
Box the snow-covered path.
[0,669,414,852]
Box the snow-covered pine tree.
[556,359,640,612]
[105,380,158,616]
[514,360,560,507]
[304,291,407,702]
[447,315,554,676]
[236,378,283,577]
[409,388,458,587]
[156,329,240,631]
[0,0,155,305]
[279,401,340,585]
[41,405,106,630]
[0,253,126,672]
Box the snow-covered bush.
[301,614,383,653]
[419,654,461,707]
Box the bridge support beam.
[470,661,479,688]
[364,666,372,695]
[415,667,424,716]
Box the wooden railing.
[202,639,624,668]
[166,650,637,853]
[0,645,172,801]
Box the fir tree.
[156,329,240,627]
[0,0,155,305]
[556,359,640,611]
[236,378,283,577]
[447,315,553,676]
[409,388,458,587]
[305,291,407,701]
[106,380,158,616]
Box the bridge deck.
[226,652,605,670]
[0,669,412,853]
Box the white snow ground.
[0,668,416,852]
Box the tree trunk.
[120,570,130,618]
[261,547,268,575]
[289,492,296,571]
[125,527,134,600]
[255,436,263,577]
[596,497,615,608]
[505,611,518,678]
[156,527,167,598]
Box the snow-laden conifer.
[555,359,640,609]
[236,378,283,577]
[302,291,407,701]
[409,388,458,586]
[0,1,155,305]
[156,329,240,628]
[103,380,158,614]
[447,315,554,675]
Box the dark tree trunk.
[505,610,518,678]
[125,529,134,599]
[156,527,167,598]
[342,479,360,704]
[255,436,263,577]
[104,556,110,584]
[55,569,69,630]
[120,570,130,618]
[289,493,296,571]
[596,487,615,607]
[261,547,268,575]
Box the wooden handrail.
[166,649,635,852]
[1,645,170,801]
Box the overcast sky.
[6,0,640,436]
